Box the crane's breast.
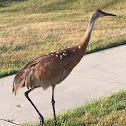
[24,47,80,90]
[30,51,76,90]
[31,57,71,90]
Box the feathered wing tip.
[12,80,23,95]
[12,74,18,95]
[12,82,15,95]
[12,81,18,96]
[12,68,27,95]
[12,75,24,95]
[12,55,43,95]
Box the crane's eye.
[93,14,97,18]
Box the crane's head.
[90,9,116,20]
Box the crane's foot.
[39,115,44,126]
[54,120,57,126]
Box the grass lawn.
[0,0,126,77]
[21,90,126,126]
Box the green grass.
[0,69,18,78]
[20,90,126,126]
[0,0,126,77]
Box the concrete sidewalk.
[0,45,126,126]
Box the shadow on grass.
[0,0,27,2]
[0,0,27,8]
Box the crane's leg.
[24,89,44,126]
[51,86,57,126]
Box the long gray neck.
[84,18,95,40]
[79,17,96,56]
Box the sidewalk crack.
[0,116,19,125]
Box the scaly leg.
[51,86,57,126]
[24,89,44,126]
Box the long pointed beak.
[103,12,116,16]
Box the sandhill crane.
[13,9,116,126]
